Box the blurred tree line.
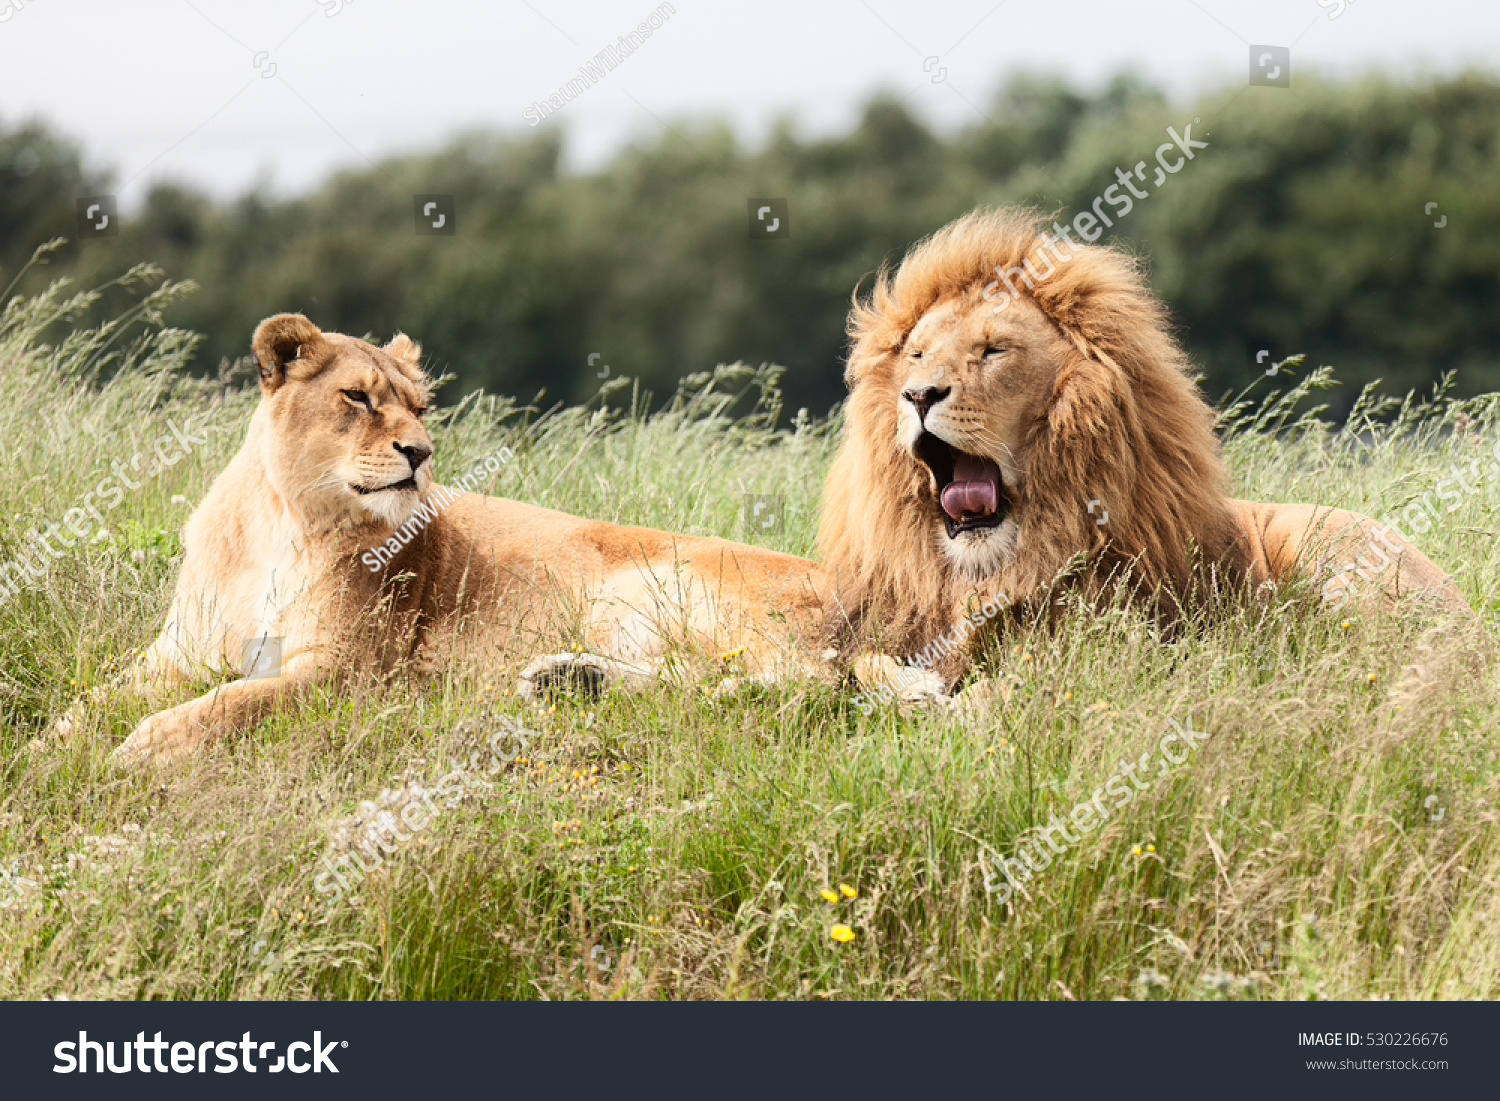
[2,71,1499,417]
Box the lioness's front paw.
[111,706,207,768]
[517,652,657,701]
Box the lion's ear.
[382,333,426,382]
[251,314,325,394]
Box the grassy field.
[1,268,1498,1001]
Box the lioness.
[69,314,833,765]
[819,208,1472,692]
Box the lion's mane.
[818,207,1247,654]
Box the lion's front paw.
[517,652,657,701]
[111,706,209,769]
[853,652,951,708]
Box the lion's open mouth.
[352,477,418,496]
[914,431,1010,538]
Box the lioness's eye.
[342,389,374,412]
[910,349,923,359]
[414,406,429,419]
[984,346,1008,358]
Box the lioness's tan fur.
[83,315,831,764]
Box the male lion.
[819,208,1471,692]
[64,314,832,765]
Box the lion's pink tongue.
[940,454,1003,521]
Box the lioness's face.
[261,334,434,530]
[896,291,1068,579]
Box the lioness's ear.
[382,333,426,383]
[252,314,325,393]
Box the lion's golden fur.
[819,208,1467,671]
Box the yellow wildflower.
[839,883,858,899]
[820,889,839,904]
[830,924,856,944]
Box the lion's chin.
[939,518,1019,583]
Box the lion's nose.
[902,385,950,421]
[395,441,432,472]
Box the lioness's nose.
[902,385,950,420]
[395,441,432,472]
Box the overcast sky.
[2,0,1497,207]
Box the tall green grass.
[0,271,1496,1000]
